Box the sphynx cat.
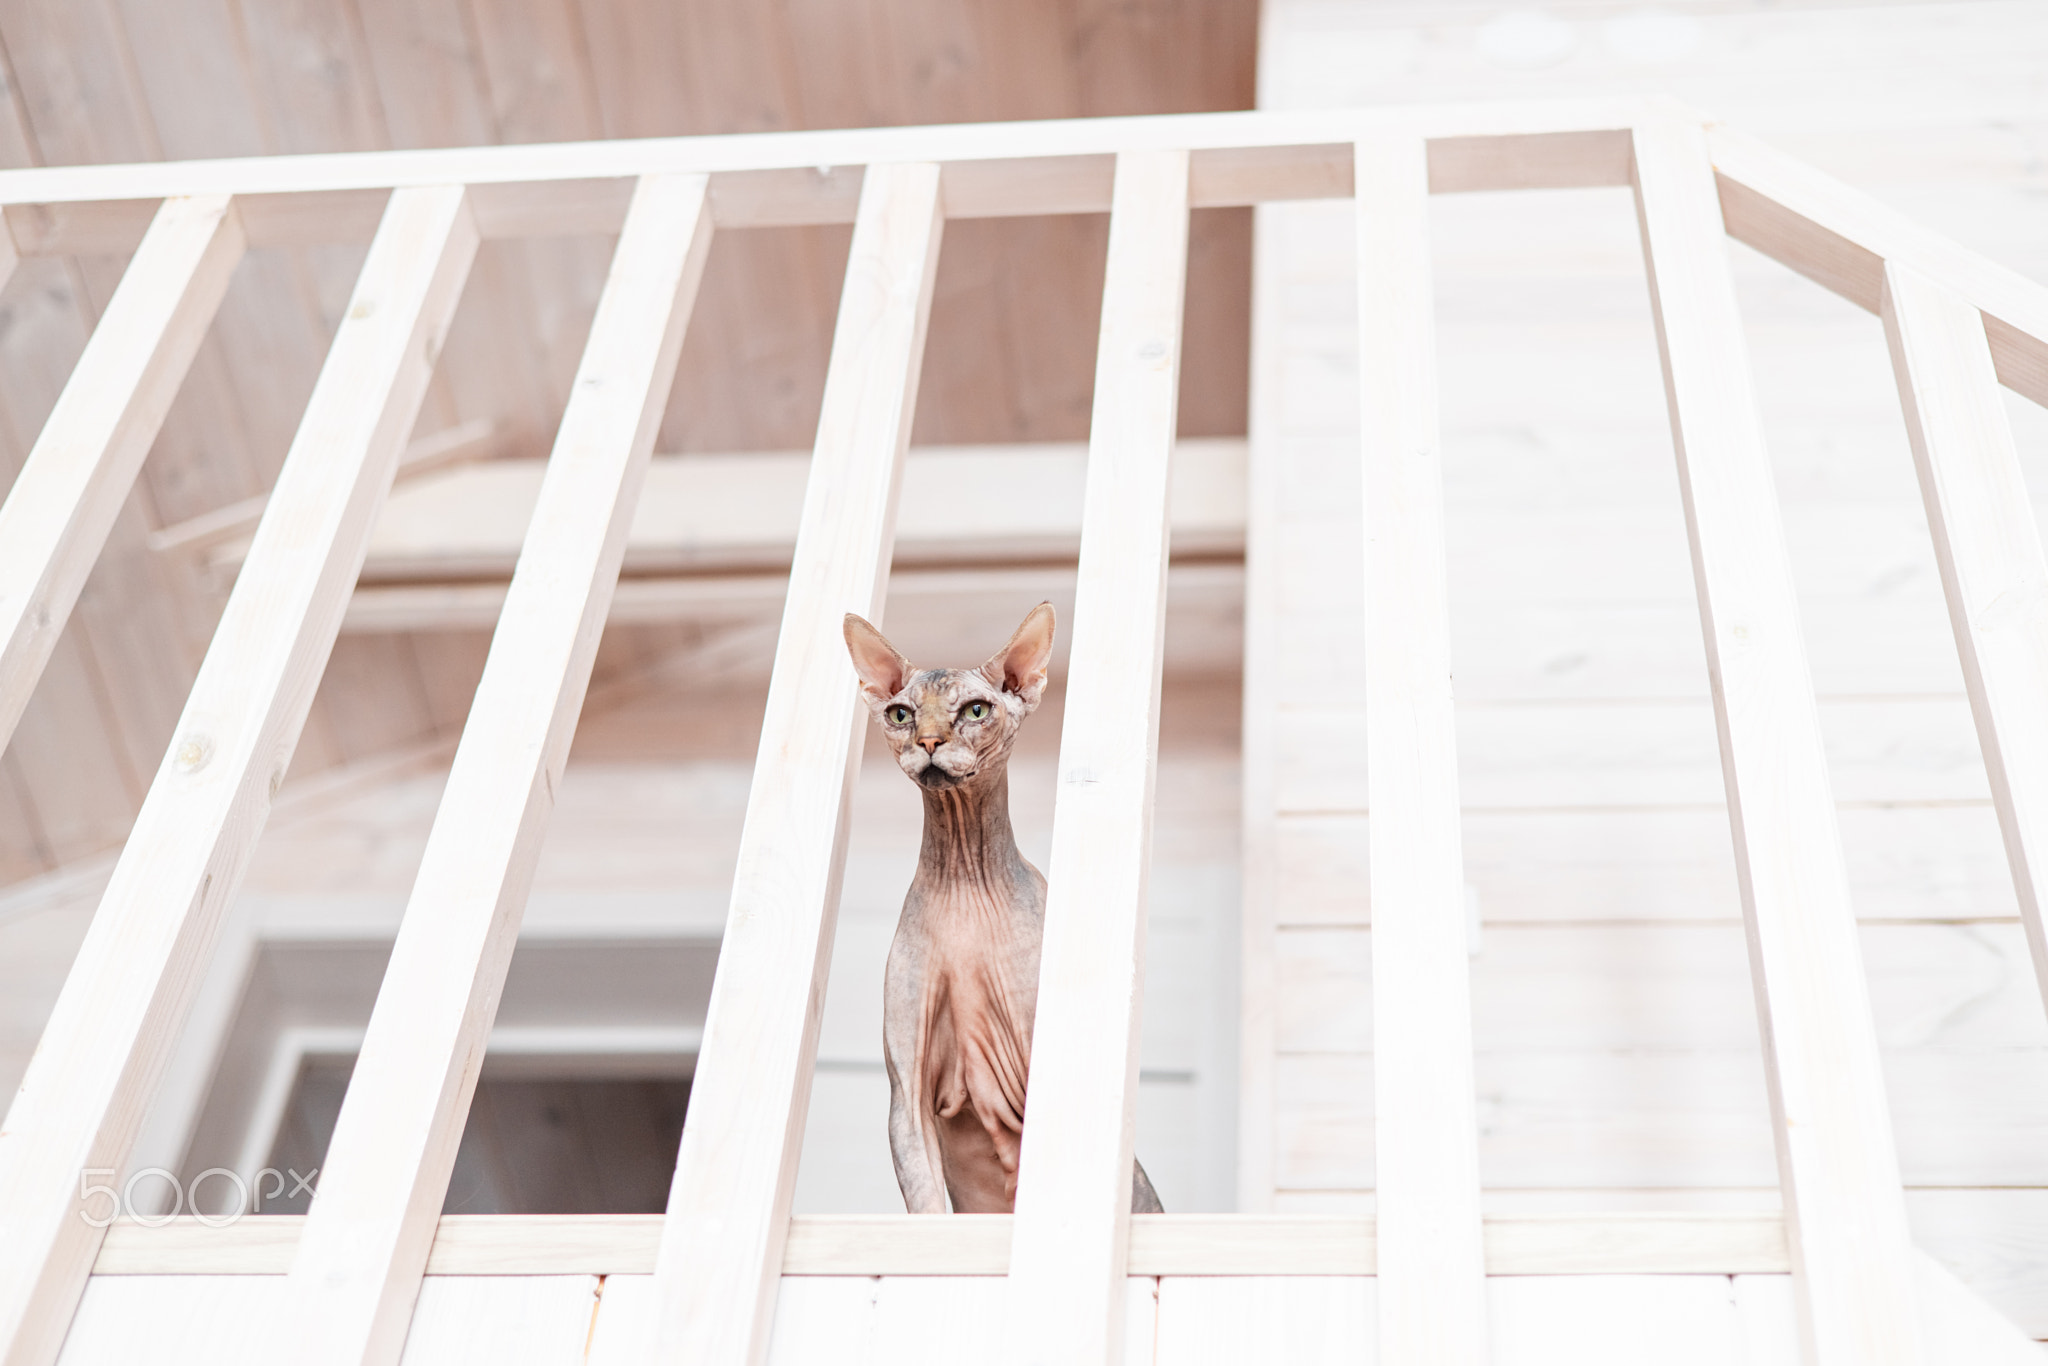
[843,603,1164,1215]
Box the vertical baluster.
[0,185,477,1366]
[0,194,243,748]
[1355,135,1489,1365]
[1633,114,1924,1365]
[278,173,715,1366]
[648,161,944,1366]
[1881,261,2048,1019]
[1006,146,1189,1366]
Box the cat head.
[842,603,1054,792]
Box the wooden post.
[1631,115,1925,1365]
[1881,261,2048,1022]
[647,161,944,1366]
[0,194,243,750]
[277,174,714,1366]
[1355,136,1489,1365]
[1005,146,1190,1366]
[0,186,476,1366]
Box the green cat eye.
[965,701,989,720]
[887,705,912,725]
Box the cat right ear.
[844,614,911,705]
[982,601,1054,712]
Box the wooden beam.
[0,186,477,1366]
[1006,147,1189,1366]
[277,174,714,1366]
[1708,122,2048,408]
[646,161,944,1366]
[300,438,1249,586]
[0,194,243,752]
[147,418,506,557]
[1880,262,2048,1027]
[1631,114,1926,1365]
[0,100,1655,253]
[89,1212,1796,1277]
[1355,135,1489,1366]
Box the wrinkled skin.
[844,603,1164,1215]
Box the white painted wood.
[1732,1276,1804,1366]
[315,438,1248,583]
[395,1276,598,1366]
[148,419,505,557]
[648,161,944,1366]
[53,1275,283,1366]
[279,172,714,1366]
[1631,114,1925,1364]
[1706,120,2048,407]
[0,100,1649,235]
[0,185,478,1366]
[86,1212,1799,1278]
[583,1275,658,1366]
[1912,1249,2048,1365]
[1880,261,2048,1019]
[1354,134,1488,1366]
[1235,200,1290,1216]
[0,193,244,750]
[1740,1265,2048,1366]
[1153,1277,1374,1366]
[763,1278,880,1366]
[1487,1275,1744,1366]
[1005,146,1190,1366]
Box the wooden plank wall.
[0,0,1256,884]
[1245,0,2048,1340]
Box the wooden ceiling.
[0,0,1258,882]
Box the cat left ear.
[981,601,1055,711]
[844,614,911,706]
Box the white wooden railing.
[0,97,2046,1366]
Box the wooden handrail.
[0,99,2042,1366]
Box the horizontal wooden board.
[215,439,1248,582]
[1274,922,2048,1055]
[1274,694,1997,814]
[88,1212,1792,1276]
[1274,804,2022,926]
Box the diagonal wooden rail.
[1003,146,1190,1366]
[0,185,477,1366]
[648,161,945,1366]
[1633,114,1925,1364]
[278,172,715,1366]
[0,194,242,752]
[1880,262,2048,1023]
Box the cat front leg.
[885,1050,947,1212]
[884,924,948,1213]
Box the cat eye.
[963,701,989,720]
[886,705,912,725]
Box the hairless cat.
[843,603,1164,1215]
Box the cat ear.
[981,602,1055,711]
[844,614,911,704]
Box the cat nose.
[918,736,941,755]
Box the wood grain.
[87,1212,1795,1277]
[1633,113,1925,1364]
[1006,146,1189,1366]
[277,174,713,1366]
[1353,134,1488,1366]
[0,194,241,750]
[0,186,477,1366]
[647,161,944,1366]
[1880,261,2048,1021]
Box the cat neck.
[914,765,1025,896]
